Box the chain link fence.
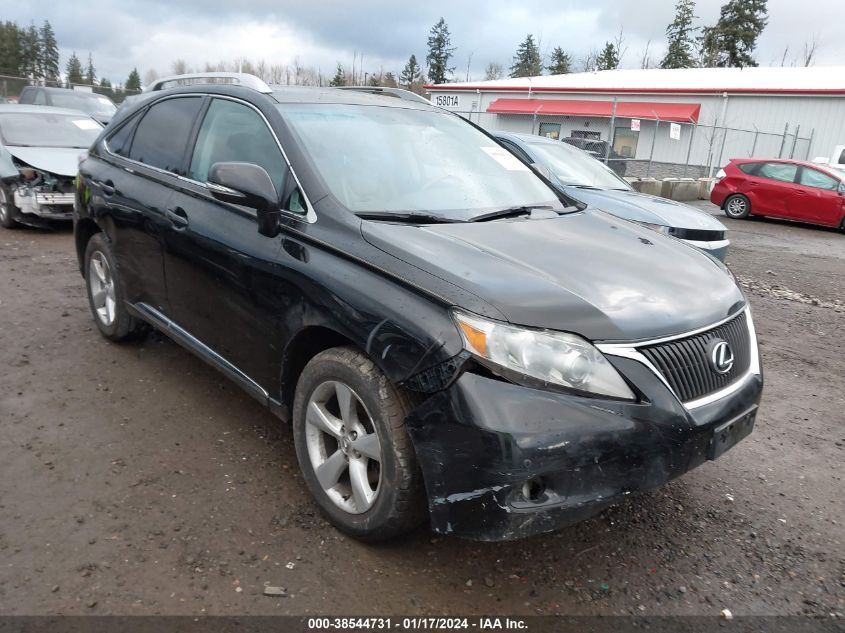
[449,99,815,181]
[0,74,141,104]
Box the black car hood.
[361,210,744,342]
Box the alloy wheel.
[0,188,9,223]
[727,197,747,217]
[304,380,382,514]
[89,251,117,326]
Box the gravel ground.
[0,205,843,617]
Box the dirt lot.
[0,205,843,617]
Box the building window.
[571,130,601,140]
[538,122,561,139]
[613,127,639,158]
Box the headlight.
[453,310,636,400]
[638,222,671,235]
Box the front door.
[162,97,301,391]
[794,166,844,226]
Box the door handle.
[165,206,189,229]
[101,179,116,196]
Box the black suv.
[75,79,762,542]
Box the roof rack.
[145,72,273,94]
[336,86,431,104]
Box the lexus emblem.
[708,340,735,374]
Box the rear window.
[737,162,761,175]
[758,162,797,183]
[128,97,203,174]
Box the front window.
[0,112,102,148]
[278,103,563,220]
[527,140,631,190]
[49,92,116,117]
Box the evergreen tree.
[40,21,59,81]
[85,52,96,85]
[661,0,698,68]
[595,42,620,70]
[510,34,542,78]
[125,68,141,92]
[700,0,768,67]
[22,23,42,78]
[0,22,24,76]
[426,17,455,84]
[329,63,346,87]
[400,54,422,89]
[65,51,84,86]
[547,47,572,74]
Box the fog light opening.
[521,477,546,502]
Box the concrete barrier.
[629,178,662,196]
[660,178,700,202]
[698,178,715,199]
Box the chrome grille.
[640,312,751,403]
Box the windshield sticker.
[481,146,530,171]
[72,119,101,130]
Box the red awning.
[486,98,701,122]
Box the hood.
[563,187,726,231]
[4,146,82,178]
[362,210,744,342]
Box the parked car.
[75,77,762,542]
[711,158,845,230]
[810,144,845,174]
[495,132,730,260]
[0,105,102,229]
[18,86,117,125]
[561,136,627,177]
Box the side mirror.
[530,162,553,181]
[207,162,281,238]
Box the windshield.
[528,140,631,190]
[50,92,116,116]
[278,104,564,219]
[0,112,103,148]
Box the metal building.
[426,66,845,178]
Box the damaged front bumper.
[406,354,763,541]
[14,190,75,221]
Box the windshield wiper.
[468,206,557,222]
[355,211,463,224]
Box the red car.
[711,158,845,230]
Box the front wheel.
[724,194,751,219]
[292,347,426,542]
[0,185,19,229]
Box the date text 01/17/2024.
[306,617,528,630]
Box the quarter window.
[128,97,203,174]
[799,168,839,191]
[737,162,761,175]
[107,114,139,157]
[758,162,797,183]
[189,99,286,194]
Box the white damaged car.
[0,105,102,229]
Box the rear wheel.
[724,194,751,219]
[292,346,425,542]
[84,233,146,342]
[0,185,19,229]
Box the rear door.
[162,96,304,390]
[752,162,800,217]
[794,166,844,226]
[95,96,204,312]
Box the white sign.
[631,119,641,132]
[434,95,460,108]
[669,122,681,140]
[481,146,530,171]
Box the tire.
[84,233,146,342]
[0,184,19,229]
[292,346,426,542]
[724,194,751,219]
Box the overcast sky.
[4,0,838,84]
